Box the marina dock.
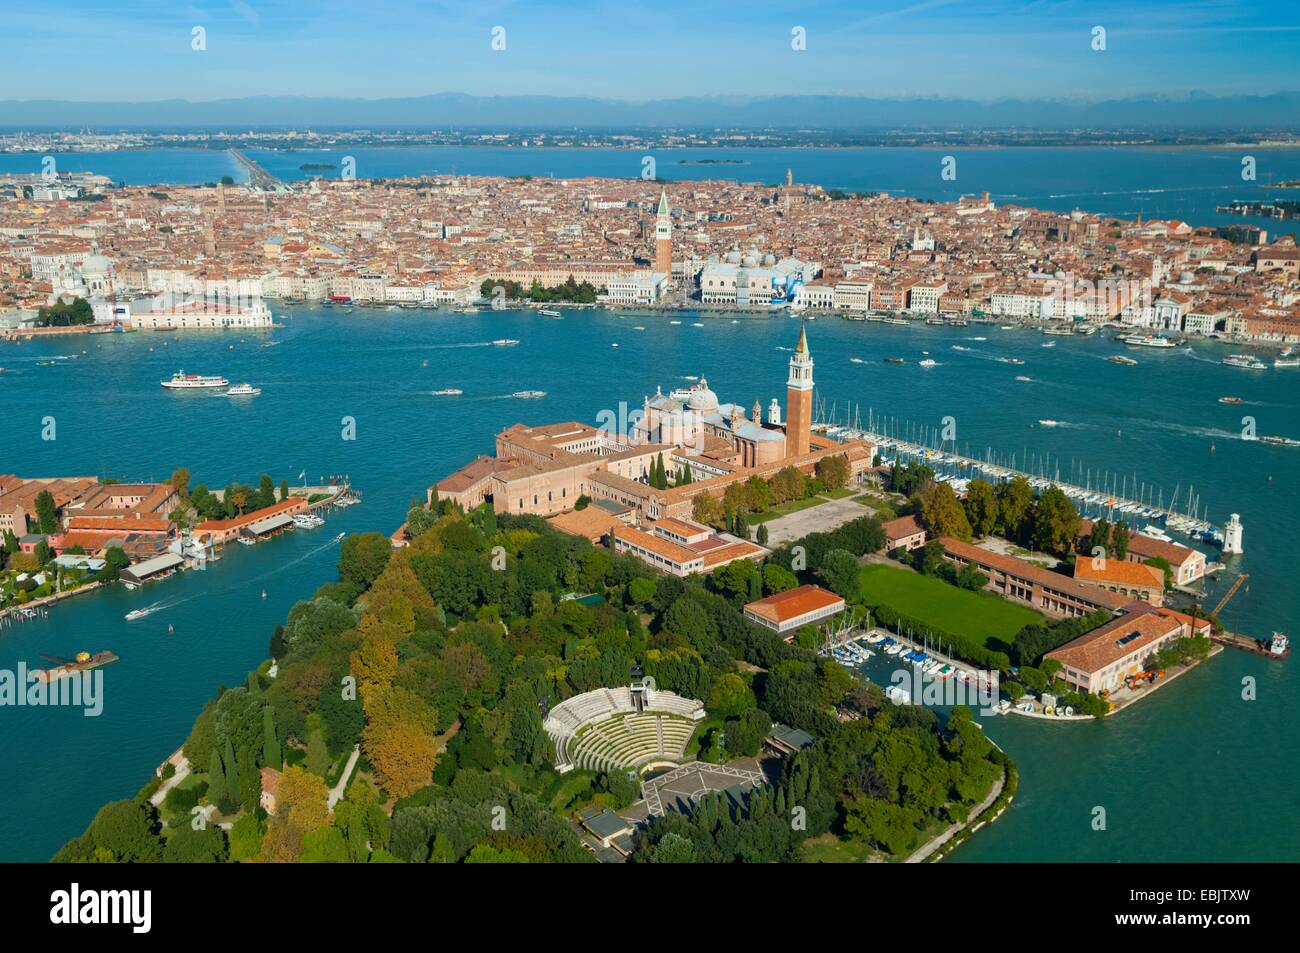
[815,412,1224,546]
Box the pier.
[814,406,1225,547]
[228,149,291,192]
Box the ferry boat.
[539,308,562,318]
[491,339,520,347]
[431,388,463,396]
[1218,395,1244,404]
[1123,333,1179,348]
[162,370,229,389]
[124,603,162,622]
[1223,354,1267,370]
[513,390,546,399]
[1043,326,1074,336]
[1109,355,1139,366]
[1274,356,1300,368]
[225,383,261,397]
[36,651,118,684]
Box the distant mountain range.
[2,91,1299,131]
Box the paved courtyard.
[762,495,873,545]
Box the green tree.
[34,490,59,534]
[262,706,282,770]
[1031,486,1080,556]
[963,479,999,537]
[917,482,972,542]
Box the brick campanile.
[785,323,813,457]
[654,190,672,281]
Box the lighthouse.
[1222,513,1244,555]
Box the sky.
[2,0,1298,103]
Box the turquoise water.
[4,146,1300,230]
[2,309,1297,861]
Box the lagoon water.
[2,308,1297,861]
[4,145,1300,232]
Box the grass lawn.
[822,487,856,500]
[799,833,880,863]
[749,496,827,524]
[856,563,1042,648]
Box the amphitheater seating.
[545,687,705,773]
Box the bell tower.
[654,190,672,281]
[785,323,813,457]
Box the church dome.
[82,254,112,275]
[687,377,719,412]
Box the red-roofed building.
[744,584,846,639]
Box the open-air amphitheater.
[545,687,707,774]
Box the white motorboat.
[124,603,162,622]
[513,390,546,399]
[491,339,520,347]
[431,388,463,395]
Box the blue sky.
[3,0,1298,102]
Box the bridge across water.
[228,149,290,191]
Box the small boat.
[999,357,1026,365]
[1041,341,1056,348]
[334,532,346,543]
[1015,375,1033,382]
[513,390,546,399]
[633,326,646,331]
[691,322,704,328]
[431,388,463,396]
[1109,355,1139,366]
[237,537,255,546]
[918,358,937,368]
[1038,419,1060,427]
[1259,435,1300,447]
[951,345,970,352]
[225,383,261,396]
[491,339,520,347]
[611,342,620,348]
[849,357,865,364]
[124,603,162,622]
[670,320,681,325]
[1218,396,1244,404]
[883,356,905,364]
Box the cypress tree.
[222,739,240,813]
[207,748,227,811]
[262,706,282,770]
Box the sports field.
[856,563,1042,647]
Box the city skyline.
[3,0,1299,104]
